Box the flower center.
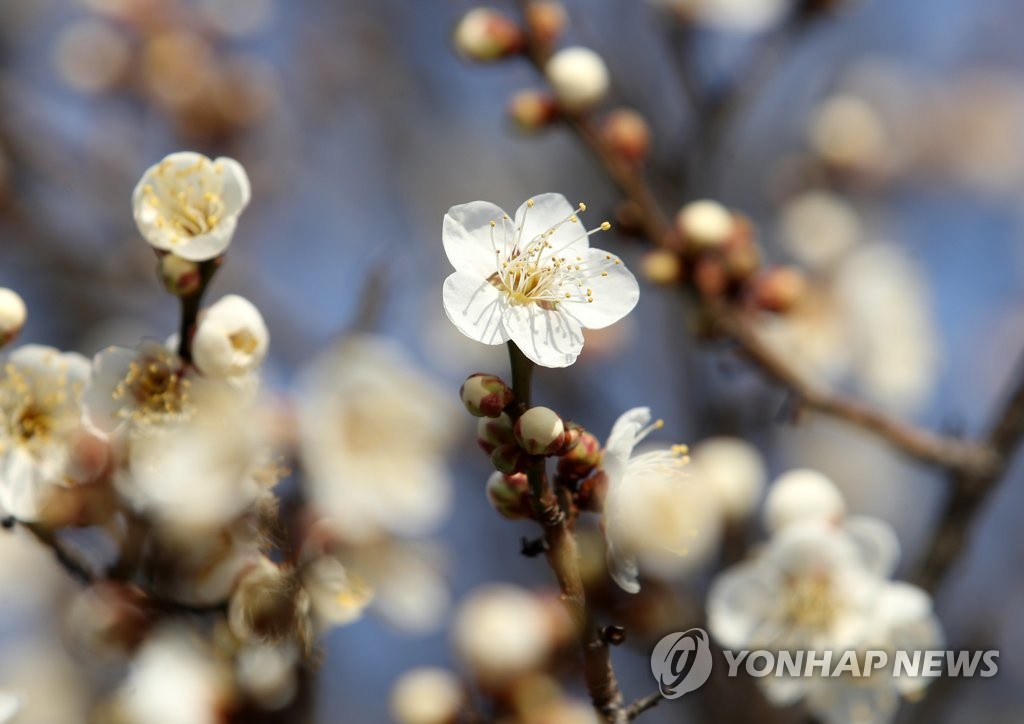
[143,158,227,242]
[230,330,259,355]
[486,199,618,309]
[113,351,192,424]
[782,573,838,632]
[14,405,51,443]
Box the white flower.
[0,345,90,521]
[0,288,26,348]
[778,191,861,271]
[453,584,555,683]
[442,193,639,368]
[545,47,610,110]
[192,294,269,378]
[707,520,887,653]
[113,626,233,724]
[297,334,457,542]
[690,436,766,520]
[132,151,251,261]
[601,407,718,593]
[390,668,464,724]
[763,468,847,533]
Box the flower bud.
[477,412,515,454]
[485,471,532,520]
[545,46,610,111]
[676,199,734,251]
[514,406,565,456]
[640,249,684,286]
[460,373,514,417]
[0,287,26,348]
[390,667,464,724]
[158,253,202,297]
[693,256,728,299]
[228,559,311,646]
[453,8,524,62]
[192,294,270,378]
[722,215,760,281]
[764,468,846,533]
[751,266,808,313]
[507,89,559,133]
[525,1,568,45]
[491,442,529,474]
[556,422,582,456]
[556,431,601,481]
[602,108,651,164]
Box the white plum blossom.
[191,294,269,379]
[297,334,457,542]
[442,193,639,367]
[390,668,464,724]
[0,345,90,520]
[764,468,847,533]
[601,407,719,593]
[132,151,251,261]
[112,626,233,724]
[690,436,766,520]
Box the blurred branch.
[624,691,662,720]
[915,350,1024,593]
[515,1,996,480]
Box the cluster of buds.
[640,199,808,315]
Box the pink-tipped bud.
[485,471,532,520]
[751,266,809,313]
[525,1,568,45]
[507,89,559,133]
[676,200,735,252]
[453,8,524,62]
[460,373,515,418]
[602,108,651,165]
[514,406,565,456]
[557,431,602,481]
[556,423,582,456]
[0,288,26,349]
[158,253,202,297]
[477,412,515,455]
[491,443,530,474]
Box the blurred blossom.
[132,152,251,261]
[759,241,937,412]
[602,407,719,593]
[0,289,27,348]
[650,0,792,33]
[453,584,560,685]
[0,647,88,724]
[141,31,217,111]
[544,47,610,111]
[0,345,91,521]
[53,20,131,94]
[297,334,457,542]
[108,626,233,724]
[235,642,300,711]
[777,191,862,271]
[809,94,890,176]
[389,667,464,724]
[442,193,638,368]
[300,555,374,630]
[0,693,20,724]
[354,541,451,634]
[690,436,766,520]
[213,55,281,128]
[764,468,846,533]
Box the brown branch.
[624,691,663,720]
[515,1,995,479]
[508,344,627,724]
[915,350,1024,592]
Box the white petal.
[215,157,251,214]
[442,201,509,276]
[707,561,780,650]
[174,219,236,261]
[0,447,48,521]
[844,516,901,578]
[606,538,640,593]
[502,304,583,368]
[442,271,509,346]
[83,346,136,434]
[603,406,651,475]
[513,193,588,256]
[561,248,640,329]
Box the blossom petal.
[606,538,640,594]
[173,219,237,261]
[83,345,137,434]
[514,193,589,256]
[442,272,509,346]
[502,304,583,368]
[845,515,901,578]
[707,561,780,650]
[603,406,651,474]
[561,248,640,329]
[215,157,251,215]
[443,201,509,276]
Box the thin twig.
[624,691,662,720]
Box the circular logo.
[650,628,713,698]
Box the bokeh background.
[1,0,1023,721]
